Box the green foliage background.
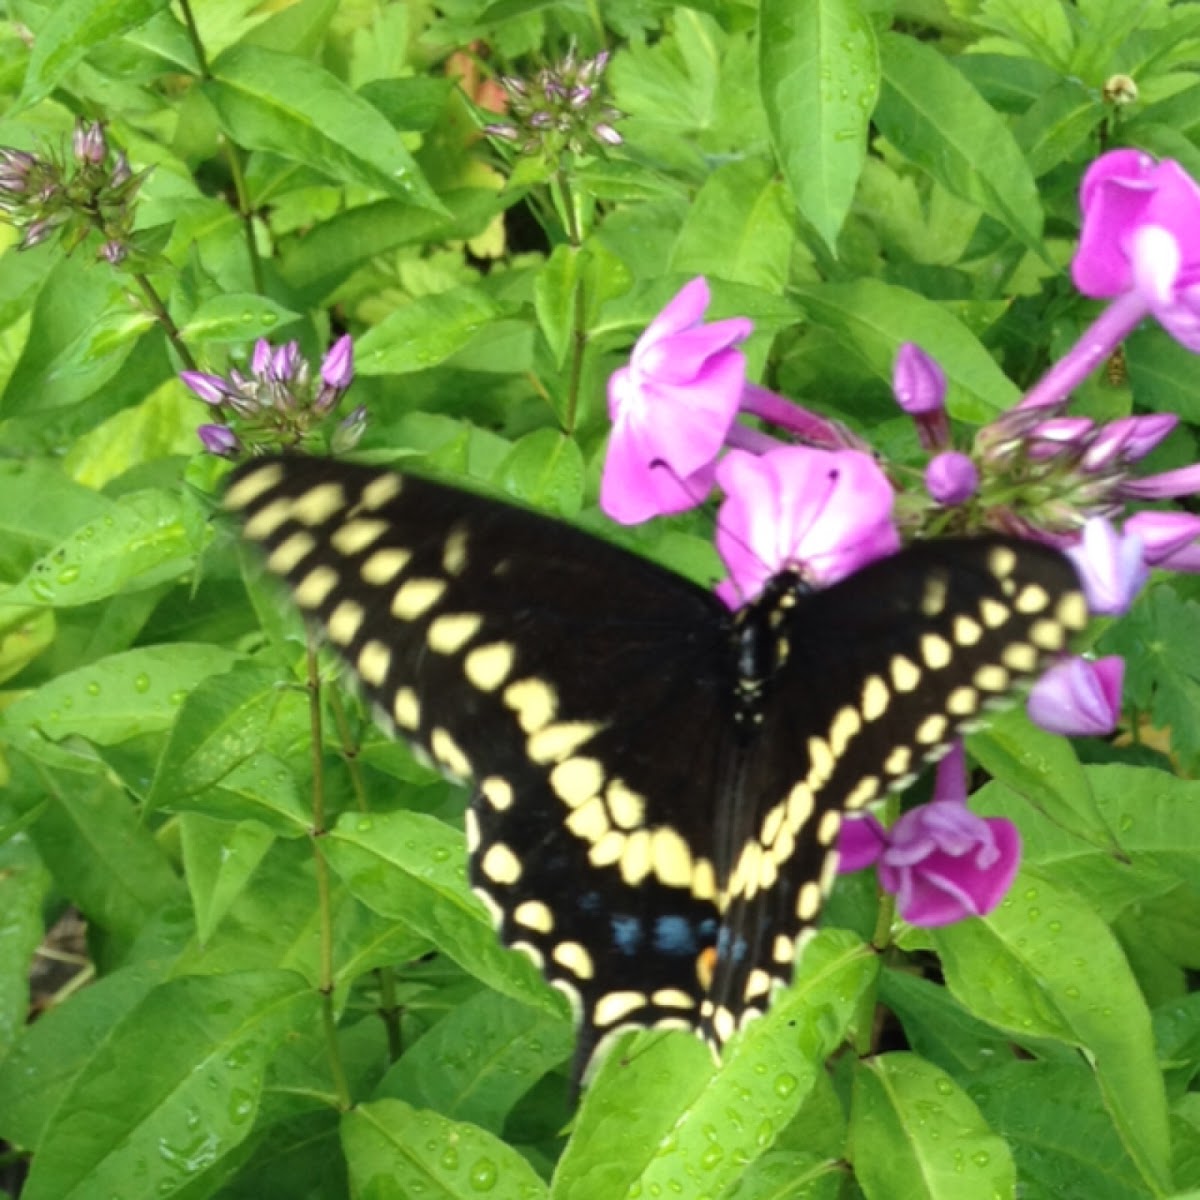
[1,1,1200,1198]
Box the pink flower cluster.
[599,150,1200,929]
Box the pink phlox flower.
[877,801,1022,927]
[1073,150,1200,350]
[1065,517,1148,615]
[1027,656,1124,737]
[713,446,899,607]
[838,797,1022,928]
[601,277,751,525]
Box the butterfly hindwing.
[700,538,1088,1040]
[226,455,1086,1085]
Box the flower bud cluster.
[0,121,144,262]
[182,335,362,457]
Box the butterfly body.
[226,455,1087,1085]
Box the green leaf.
[341,1097,549,1199]
[850,1053,1015,1199]
[0,488,205,608]
[180,813,276,944]
[493,430,585,517]
[0,839,49,1058]
[974,0,1076,72]
[670,157,796,291]
[18,0,173,107]
[355,287,505,375]
[382,991,573,1130]
[1128,324,1200,424]
[325,810,562,1015]
[0,460,113,574]
[0,963,165,1150]
[792,278,1020,419]
[879,968,1019,1077]
[759,0,879,252]
[969,1060,1149,1200]
[20,971,314,1200]
[28,773,180,954]
[0,258,153,419]
[534,244,582,368]
[1100,585,1200,769]
[205,46,441,209]
[177,293,301,343]
[4,644,242,747]
[968,706,1099,841]
[934,868,1172,1193]
[147,662,307,830]
[557,931,875,1198]
[876,32,1044,256]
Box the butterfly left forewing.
[226,456,743,1082]
[699,537,1087,1045]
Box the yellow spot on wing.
[503,678,557,733]
[291,482,346,526]
[361,547,411,585]
[225,463,284,510]
[392,577,447,620]
[357,640,392,687]
[244,497,293,540]
[464,642,515,692]
[294,564,339,608]
[594,990,647,1027]
[331,518,388,556]
[393,687,420,730]
[481,842,521,884]
[427,612,483,654]
[267,531,315,573]
[327,599,366,645]
[552,940,594,980]
[359,473,403,510]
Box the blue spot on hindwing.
[654,915,701,956]
[611,915,643,955]
[716,925,748,963]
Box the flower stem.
[1018,292,1150,410]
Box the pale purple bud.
[197,423,240,456]
[1122,510,1200,565]
[100,240,126,265]
[1066,517,1148,615]
[271,341,300,381]
[1026,417,1094,460]
[110,151,132,188]
[893,343,947,415]
[332,404,369,452]
[19,219,53,250]
[73,121,107,164]
[925,452,979,505]
[593,123,623,146]
[1120,462,1200,500]
[484,123,521,141]
[251,339,273,377]
[180,371,229,406]
[1027,656,1124,736]
[320,334,354,390]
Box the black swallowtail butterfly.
[226,455,1087,1085]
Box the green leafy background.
[1,1,1200,1198]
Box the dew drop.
[469,1157,498,1191]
